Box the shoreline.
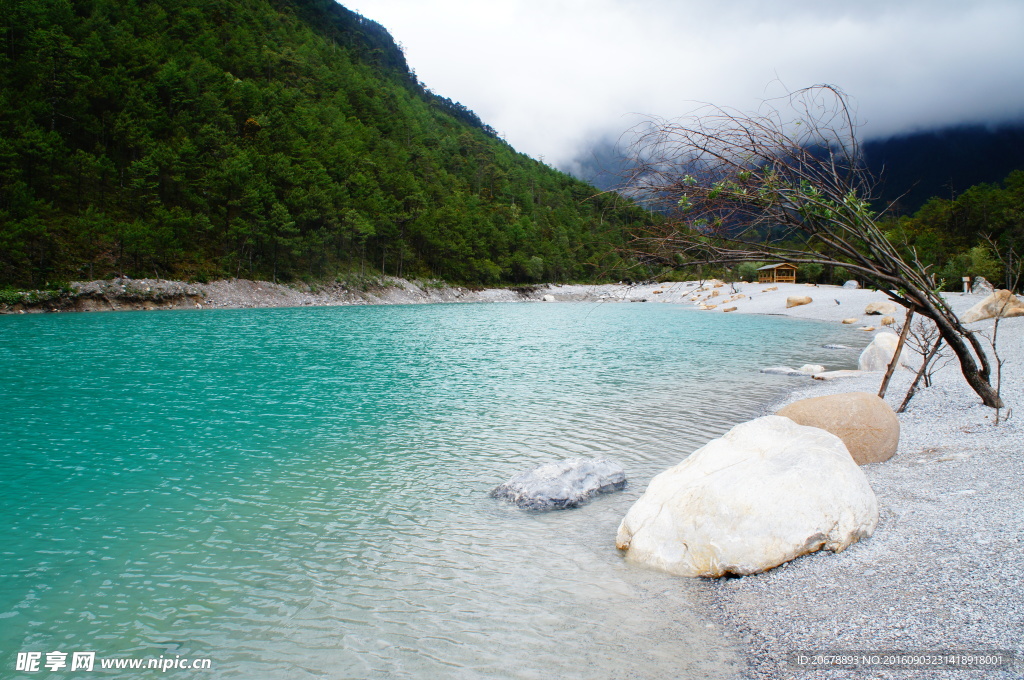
[0,274,949,317]
[5,276,1021,678]
[677,287,1023,679]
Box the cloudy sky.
[353,0,1024,169]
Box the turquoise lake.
[0,303,863,678]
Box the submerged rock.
[760,366,811,377]
[491,457,626,510]
[615,416,878,577]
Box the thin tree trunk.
[879,309,914,399]
[926,307,1004,408]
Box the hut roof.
[756,263,798,271]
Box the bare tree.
[981,233,1023,293]
[623,84,1003,408]
[896,317,951,413]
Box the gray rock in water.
[822,344,853,350]
[491,457,626,510]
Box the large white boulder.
[491,457,626,510]
[961,289,1024,323]
[858,331,909,371]
[615,416,878,577]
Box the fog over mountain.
[359,0,1024,170]
[564,122,1024,215]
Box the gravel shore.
[626,281,1024,680]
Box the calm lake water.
[0,303,862,679]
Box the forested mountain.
[0,0,645,287]
[864,123,1024,214]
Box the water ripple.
[0,303,864,678]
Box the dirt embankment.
[0,277,546,314]
[1,278,207,314]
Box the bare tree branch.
[623,84,1003,408]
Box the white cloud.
[353,0,1024,166]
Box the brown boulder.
[865,301,898,316]
[962,289,1024,323]
[786,295,812,308]
[776,392,899,465]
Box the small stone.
[723,306,738,312]
[841,318,858,324]
[760,366,811,377]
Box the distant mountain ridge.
[565,122,1024,215]
[863,122,1024,213]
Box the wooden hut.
[756,263,798,284]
